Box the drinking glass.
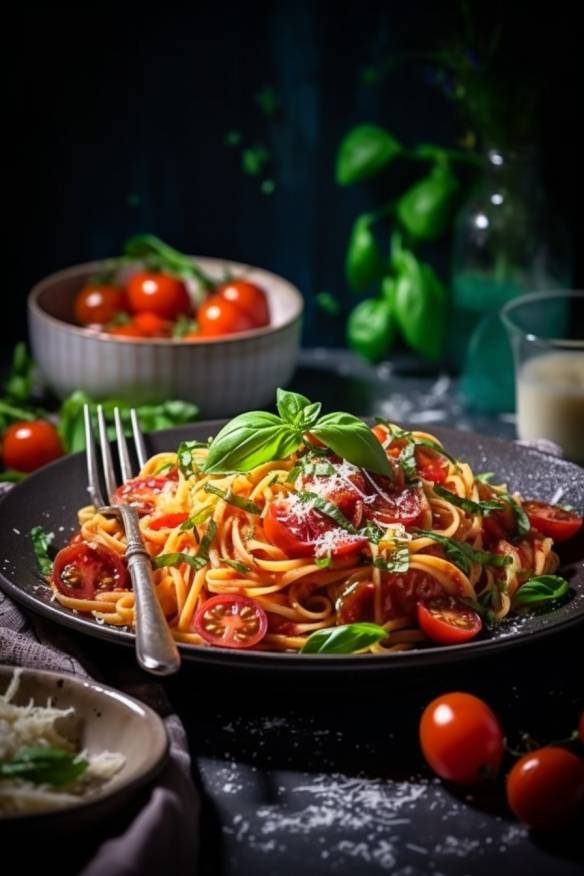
[502,290,584,463]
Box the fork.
[84,404,181,676]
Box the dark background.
[6,0,582,350]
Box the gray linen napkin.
[0,590,200,874]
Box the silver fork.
[84,404,181,676]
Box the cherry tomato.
[197,293,256,337]
[148,513,189,530]
[2,420,63,473]
[107,322,147,339]
[52,542,128,599]
[336,579,375,623]
[415,447,449,484]
[132,311,172,338]
[420,692,504,784]
[264,499,367,560]
[506,747,584,831]
[216,280,270,328]
[112,475,178,516]
[523,501,582,542]
[127,272,191,320]
[417,597,482,645]
[74,284,127,326]
[194,594,268,649]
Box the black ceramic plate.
[0,423,582,672]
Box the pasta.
[48,414,571,655]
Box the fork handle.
[118,505,181,676]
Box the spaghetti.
[49,414,574,654]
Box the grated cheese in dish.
[0,670,125,815]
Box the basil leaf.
[298,491,358,533]
[373,544,410,573]
[0,746,88,787]
[30,526,54,577]
[203,412,301,473]
[155,521,216,571]
[315,556,332,569]
[0,470,26,483]
[413,529,512,576]
[222,558,251,574]
[312,413,392,478]
[398,441,417,482]
[155,462,175,475]
[294,459,337,479]
[300,402,323,429]
[515,575,569,606]
[434,485,503,516]
[301,622,388,654]
[179,505,214,531]
[177,440,209,478]
[276,389,311,424]
[360,522,384,544]
[336,124,401,186]
[204,483,262,515]
[475,472,495,483]
[504,496,531,536]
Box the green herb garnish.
[301,622,388,654]
[433,485,504,516]
[515,575,570,606]
[203,483,262,515]
[0,746,88,787]
[373,544,410,573]
[413,529,512,576]
[154,521,217,571]
[30,526,54,577]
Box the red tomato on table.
[506,747,584,831]
[127,272,191,320]
[2,420,63,473]
[52,543,128,599]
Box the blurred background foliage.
[6,0,581,360]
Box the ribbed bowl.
[28,257,303,418]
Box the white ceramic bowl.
[28,257,303,418]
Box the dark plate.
[0,423,583,672]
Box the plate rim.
[1,421,583,673]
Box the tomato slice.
[415,447,449,484]
[263,499,367,559]
[112,475,178,516]
[148,513,189,530]
[417,596,482,645]
[336,579,375,623]
[194,594,268,649]
[523,500,582,542]
[52,543,128,599]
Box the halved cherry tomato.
[194,594,268,649]
[506,747,584,831]
[415,447,449,484]
[112,475,178,516]
[417,596,482,645]
[523,501,582,542]
[420,692,504,784]
[2,420,63,473]
[216,280,270,328]
[336,579,375,623]
[197,294,256,336]
[381,568,448,621]
[132,311,173,338]
[127,272,191,320]
[263,499,367,559]
[74,284,127,326]
[52,543,128,599]
[148,513,189,530]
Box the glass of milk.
[502,291,584,464]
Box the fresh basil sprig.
[301,622,388,654]
[30,526,54,577]
[203,483,262,515]
[413,529,512,576]
[203,389,391,477]
[154,521,217,571]
[515,575,570,606]
[433,485,503,517]
[0,746,88,787]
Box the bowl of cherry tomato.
[28,236,303,418]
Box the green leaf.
[177,440,209,478]
[315,556,332,569]
[123,234,213,289]
[276,389,314,425]
[336,124,401,186]
[172,314,198,338]
[373,544,410,573]
[413,529,512,576]
[4,343,34,403]
[505,496,531,537]
[345,214,386,292]
[203,483,262,515]
[0,746,88,787]
[397,441,417,483]
[515,575,569,606]
[180,505,214,530]
[154,521,217,571]
[301,622,388,654]
[241,145,270,177]
[393,249,446,361]
[222,558,251,574]
[347,295,396,363]
[315,291,341,316]
[297,491,358,534]
[203,412,301,473]
[312,413,392,478]
[30,526,54,577]
[434,485,504,516]
[475,472,495,483]
[0,470,27,483]
[396,161,459,241]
